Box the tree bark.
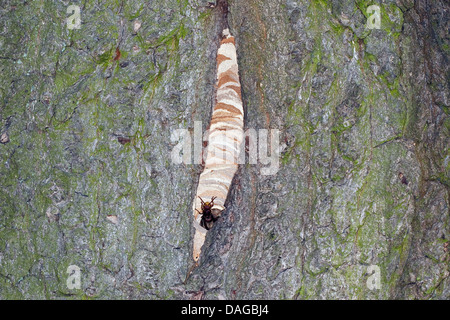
[0,0,448,299]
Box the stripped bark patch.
[0,132,9,144]
[106,215,119,224]
[113,47,121,61]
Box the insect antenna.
[198,196,206,206]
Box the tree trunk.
[0,0,448,299]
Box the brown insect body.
[197,196,222,230]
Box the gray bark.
[0,0,448,299]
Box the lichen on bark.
[0,0,448,299]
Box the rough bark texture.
[0,0,448,299]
